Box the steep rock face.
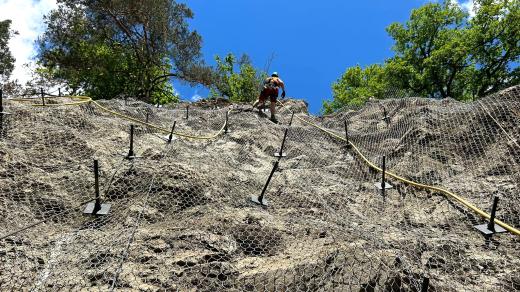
[0,86,519,291]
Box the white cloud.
[456,0,477,17]
[191,94,202,102]
[188,88,201,101]
[0,0,57,84]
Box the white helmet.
[271,72,279,77]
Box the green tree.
[323,64,388,113]
[37,0,210,103]
[326,0,519,112]
[211,53,266,102]
[212,53,235,98]
[0,19,16,83]
[385,1,470,99]
[465,0,520,97]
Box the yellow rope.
[12,95,227,140]
[90,100,226,140]
[10,95,92,106]
[279,102,520,237]
[12,95,519,235]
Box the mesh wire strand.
[0,87,519,291]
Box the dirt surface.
[0,87,519,291]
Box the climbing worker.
[253,72,286,123]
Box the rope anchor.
[251,160,279,206]
[124,125,141,159]
[474,196,507,235]
[41,88,46,106]
[344,120,352,149]
[381,106,390,124]
[274,128,289,158]
[421,277,430,292]
[162,120,177,143]
[288,112,295,127]
[224,111,231,134]
[276,100,520,237]
[84,160,111,215]
[374,155,393,198]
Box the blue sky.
[174,0,441,113]
[1,0,475,113]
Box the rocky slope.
[0,86,519,291]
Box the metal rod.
[344,120,349,144]
[224,111,229,133]
[421,277,429,292]
[258,161,279,204]
[487,197,499,232]
[145,112,150,123]
[0,112,4,135]
[289,112,295,126]
[278,128,289,156]
[127,125,135,158]
[382,106,390,124]
[186,105,189,119]
[0,88,3,112]
[168,121,176,143]
[381,156,386,198]
[58,88,61,97]
[41,88,45,106]
[93,160,101,214]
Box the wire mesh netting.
[0,86,519,291]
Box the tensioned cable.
[110,176,156,291]
[278,101,520,237]
[109,131,178,289]
[1,95,230,240]
[476,100,520,150]
[9,95,519,236]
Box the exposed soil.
[0,87,519,291]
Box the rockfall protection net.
[0,86,519,291]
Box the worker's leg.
[257,90,267,113]
[270,95,278,123]
[260,101,266,112]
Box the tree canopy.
[37,0,212,103]
[0,19,16,84]
[324,64,389,112]
[324,0,519,113]
[210,53,266,103]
